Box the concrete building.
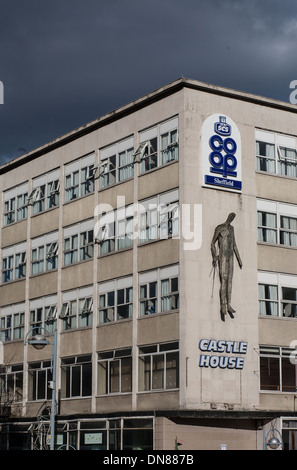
[1,77,297,450]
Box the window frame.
[98,277,133,324]
[137,117,179,174]
[3,183,28,226]
[64,154,95,203]
[60,287,93,331]
[259,345,297,393]
[139,265,179,317]
[257,199,297,248]
[2,243,27,284]
[138,342,179,392]
[256,130,297,178]
[63,220,94,266]
[258,272,297,319]
[61,354,92,398]
[97,348,132,395]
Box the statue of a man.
[211,213,242,320]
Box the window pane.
[82,362,92,396]
[152,354,164,390]
[260,357,280,391]
[282,357,297,392]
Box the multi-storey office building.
[1,78,297,450]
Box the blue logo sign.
[202,114,242,191]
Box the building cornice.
[1,77,297,174]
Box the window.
[260,346,297,393]
[60,287,93,330]
[138,342,179,392]
[137,117,178,174]
[97,349,132,395]
[139,190,179,244]
[258,272,297,318]
[0,304,25,342]
[257,200,297,247]
[98,277,133,324]
[139,265,179,317]
[257,211,277,243]
[256,141,275,173]
[61,355,92,398]
[0,365,23,402]
[256,130,297,178]
[95,205,134,255]
[29,169,60,215]
[2,243,26,283]
[28,361,52,401]
[29,296,57,334]
[31,233,58,275]
[64,220,94,266]
[3,183,28,225]
[65,154,95,202]
[100,137,134,189]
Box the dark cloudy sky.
[0,0,297,164]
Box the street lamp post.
[24,327,57,450]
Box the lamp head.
[267,436,281,450]
[28,334,50,350]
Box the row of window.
[1,190,179,283]
[3,117,179,226]
[258,272,297,318]
[0,342,179,402]
[256,129,297,178]
[257,199,297,247]
[0,266,179,341]
[0,418,154,450]
[3,341,297,403]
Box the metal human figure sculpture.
[211,213,242,321]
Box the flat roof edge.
[1,77,297,174]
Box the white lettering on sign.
[201,114,242,192]
[198,339,248,369]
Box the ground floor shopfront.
[1,410,297,450]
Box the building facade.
[1,78,297,450]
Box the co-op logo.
[209,121,238,179]
[202,114,242,191]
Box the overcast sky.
[0,0,297,164]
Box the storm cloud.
[0,0,296,163]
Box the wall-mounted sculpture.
[211,213,242,321]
